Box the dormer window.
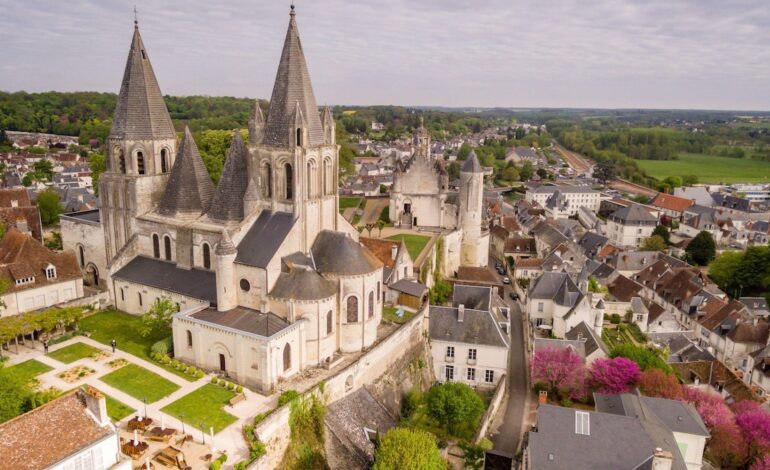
[16,276,34,285]
[45,264,56,279]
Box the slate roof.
[452,284,492,310]
[208,133,249,222]
[62,209,101,223]
[388,279,427,298]
[565,321,609,357]
[607,274,644,302]
[190,306,290,337]
[533,337,587,359]
[461,150,484,173]
[113,256,216,304]
[109,25,176,140]
[235,211,296,268]
[531,185,597,194]
[269,266,337,301]
[158,128,215,216]
[577,231,609,257]
[311,231,382,276]
[0,390,113,470]
[263,8,324,147]
[609,203,657,224]
[429,306,508,348]
[529,272,582,308]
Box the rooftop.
[190,306,291,337]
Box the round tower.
[459,150,485,266]
[594,298,606,336]
[215,230,238,312]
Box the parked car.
[497,266,506,275]
[509,292,519,301]
[502,277,511,285]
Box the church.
[389,123,490,270]
[63,7,385,393]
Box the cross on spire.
[133,5,138,27]
[290,3,295,16]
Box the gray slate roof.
[109,26,176,140]
[263,9,324,147]
[610,203,657,224]
[452,284,492,311]
[190,307,290,337]
[461,151,484,173]
[388,279,427,298]
[565,321,609,357]
[158,128,215,216]
[311,231,382,276]
[269,267,337,301]
[208,133,249,222]
[113,256,216,305]
[235,211,296,268]
[429,306,508,348]
[529,272,581,308]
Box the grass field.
[48,342,100,364]
[160,384,237,434]
[6,359,53,384]
[80,310,195,381]
[99,363,180,403]
[383,306,413,324]
[386,234,431,260]
[636,153,770,184]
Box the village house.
[525,184,601,216]
[607,204,657,248]
[651,193,695,221]
[0,187,43,242]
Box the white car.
[502,277,511,285]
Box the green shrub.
[186,366,196,375]
[610,314,622,324]
[171,360,179,368]
[228,382,236,391]
[211,376,218,384]
[278,389,299,406]
[254,412,268,424]
[236,385,243,393]
[196,370,205,379]
[161,355,171,364]
[249,440,266,460]
[151,337,173,356]
[218,379,225,386]
[401,389,421,418]
[179,364,187,372]
[560,398,573,407]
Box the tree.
[372,428,444,470]
[502,166,519,182]
[140,298,178,337]
[652,225,670,244]
[32,159,54,182]
[751,455,770,470]
[682,174,699,186]
[520,161,534,181]
[641,235,667,252]
[88,153,106,195]
[592,161,616,185]
[536,168,549,180]
[0,366,32,423]
[532,346,587,400]
[589,357,641,394]
[663,176,683,189]
[708,423,749,468]
[457,143,472,160]
[681,386,733,429]
[610,343,672,374]
[425,382,485,436]
[21,174,32,187]
[686,231,716,266]
[376,219,386,237]
[0,129,11,149]
[37,189,62,226]
[733,400,770,457]
[447,162,460,181]
[638,369,683,399]
[708,251,743,291]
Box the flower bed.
[57,365,96,383]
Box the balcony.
[467,358,477,366]
[445,356,455,363]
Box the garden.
[99,363,180,403]
[47,342,103,364]
[160,383,238,434]
[385,234,431,260]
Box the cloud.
[0,0,768,110]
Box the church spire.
[263,5,324,147]
[109,22,175,141]
[208,132,250,223]
[158,127,215,216]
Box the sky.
[1,0,769,111]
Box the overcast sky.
[1,0,769,110]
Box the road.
[487,257,529,456]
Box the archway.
[85,263,99,287]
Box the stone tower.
[459,150,486,266]
[250,5,339,252]
[414,116,430,159]
[99,20,177,262]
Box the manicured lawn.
[160,384,237,434]
[99,363,180,403]
[383,306,413,324]
[105,394,136,421]
[386,234,431,260]
[636,153,770,184]
[80,310,195,381]
[6,359,53,384]
[48,342,101,364]
[339,196,362,211]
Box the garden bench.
[228,393,246,406]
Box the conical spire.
[321,105,335,145]
[158,127,215,216]
[110,24,175,140]
[263,6,324,147]
[243,174,261,215]
[462,150,484,173]
[208,132,250,223]
[248,101,265,146]
[215,229,237,256]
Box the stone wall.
[475,374,507,443]
[253,307,430,467]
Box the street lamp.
[143,397,147,420]
[200,422,205,444]
[179,412,185,434]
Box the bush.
[161,355,171,364]
[196,370,205,379]
[211,377,218,384]
[218,379,225,386]
[401,389,421,418]
[186,366,196,375]
[425,382,485,437]
[179,364,187,373]
[254,412,268,424]
[170,360,179,368]
[236,385,243,393]
[228,382,236,391]
[151,337,173,356]
[560,397,573,407]
[278,389,299,406]
[610,314,621,324]
[372,428,443,469]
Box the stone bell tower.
[99,19,177,262]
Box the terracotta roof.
[456,266,500,284]
[651,193,695,214]
[607,275,644,302]
[597,243,619,258]
[359,237,401,269]
[0,188,31,207]
[0,227,81,293]
[0,206,42,242]
[501,216,520,233]
[516,258,544,268]
[504,237,536,254]
[0,390,112,470]
[727,320,770,344]
[647,302,666,322]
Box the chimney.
[458,304,465,323]
[82,386,109,426]
[651,448,674,470]
[538,390,548,405]
[391,244,398,260]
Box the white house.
[525,185,601,215]
[607,204,657,248]
[527,272,604,339]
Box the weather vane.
[134,5,138,26]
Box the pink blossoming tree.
[589,357,641,394]
[681,387,733,429]
[733,400,770,458]
[531,346,586,400]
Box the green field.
[637,153,770,184]
[5,359,53,384]
[339,196,362,212]
[160,384,237,434]
[99,363,180,403]
[386,234,432,260]
[48,342,101,364]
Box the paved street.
[488,258,529,456]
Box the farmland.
[636,153,770,184]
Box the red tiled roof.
[359,237,402,269]
[0,227,81,292]
[651,193,694,214]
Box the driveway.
[488,258,529,456]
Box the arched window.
[138,293,143,307]
[78,245,85,268]
[202,243,211,269]
[283,343,291,372]
[136,151,145,175]
[368,291,374,318]
[120,288,125,301]
[186,330,193,348]
[152,234,160,258]
[377,282,381,301]
[307,162,312,198]
[326,310,333,336]
[161,149,169,173]
[346,296,358,323]
[285,163,293,200]
[322,159,329,195]
[265,163,273,198]
[164,235,172,261]
[118,150,126,174]
[296,128,302,147]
